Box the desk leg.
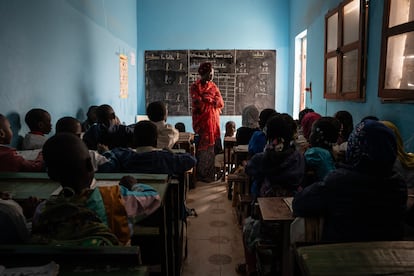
[282,221,292,276]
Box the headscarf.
[198,62,212,75]
[346,119,397,174]
[381,120,414,168]
[301,112,322,140]
[242,105,259,129]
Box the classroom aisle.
[181,180,245,276]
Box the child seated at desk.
[248,108,277,158]
[32,133,161,246]
[22,108,52,150]
[302,116,340,187]
[0,192,30,244]
[109,120,196,176]
[293,119,407,242]
[55,116,117,172]
[147,101,179,149]
[237,113,305,275]
[0,114,44,172]
[236,105,260,146]
[83,104,134,150]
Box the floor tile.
[182,180,245,276]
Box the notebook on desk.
[283,197,293,213]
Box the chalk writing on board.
[145,50,276,115]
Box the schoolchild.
[146,101,179,149]
[0,114,44,172]
[22,108,52,150]
[82,104,134,150]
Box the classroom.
[1,0,414,275]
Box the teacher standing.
[190,62,224,183]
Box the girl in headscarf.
[293,119,407,242]
[300,111,322,141]
[303,116,340,187]
[381,120,414,189]
[236,105,260,145]
[246,113,305,198]
[190,62,224,182]
[238,113,305,275]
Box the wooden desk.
[233,144,249,167]
[174,132,194,154]
[223,137,237,176]
[257,197,294,276]
[295,241,414,276]
[0,245,147,276]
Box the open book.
[283,197,293,213]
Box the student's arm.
[171,153,197,174]
[17,150,44,172]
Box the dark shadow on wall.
[7,112,24,150]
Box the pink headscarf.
[301,112,322,140]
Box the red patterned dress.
[190,79,224,182]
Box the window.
[293,30,307,119]
[379,0,414,100]
[324,0,368,100]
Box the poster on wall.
[119,54,128,99]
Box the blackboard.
[145,50,276,115]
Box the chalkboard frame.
[145,49,276,116]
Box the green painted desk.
[295,241,414,276]
[0,173,169,199]
[0,245,148,276]
[0,173,175,275]
[0,172,169,183]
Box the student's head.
[334,110,354,143]
[147,101,167,122]
[309,117,340,150]
[175,122,186,132]
[264,113,295,151]
[56,116,82,137]
[198,62,213,82]
[133,120,158,148]
[96,104,116,127]
[86,105,98,123]
[225,121,236,137]
[119,175,137,190]
[259,108,277,129]
[298,108,314,125]
[346,119,397,175]
[24,108,52,134]
[241,105,259,129]
[361,115,379,122]
[301,112,322,140]
[0,114,13,145]
[43,133,94,193]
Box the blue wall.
[2,0,413,151]
[0,0,137,147]
[137,0,290,135]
